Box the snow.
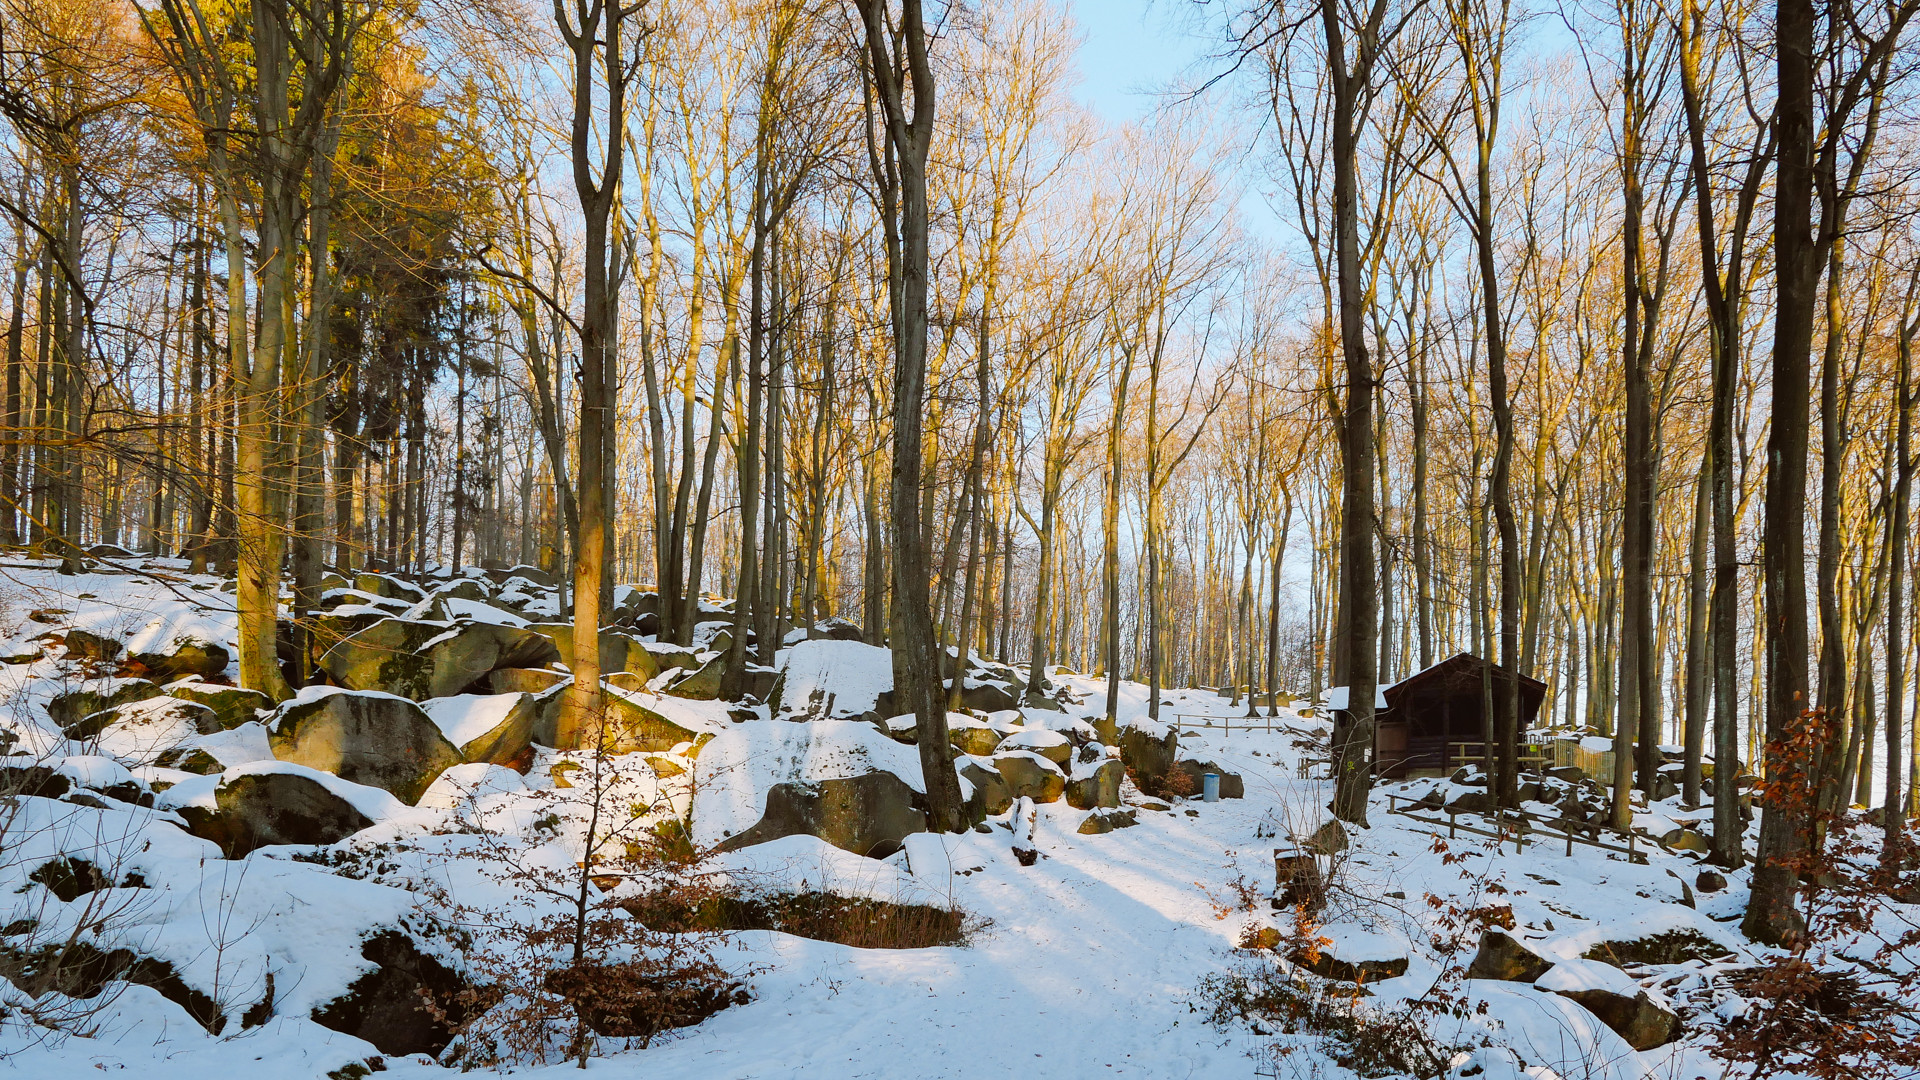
[996,727,1069,756]
[1,567,1911,1080]
[1322,684,1389,710]
[423,692,527,748]
[156,759,408,825]
[694,719,926,848]
[418,761,531,809]
[776,638,893,717]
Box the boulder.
[1446,789,1493,814]
[1118,723,1177,791]
[1695,870,1728,893]
[63,628,122,662]
[1065,758,1123,810]
[306,609,392,660]
[666,653,725,700]
[1466,929,1555,983]
[959,679,1019,714]
[1582,928,1730,967]
[998,728,1072,766]
[639,641,702,674]
[488,666,570,695]
[129,639,230,680]
[603,687,705,754]
[180,768,377,856]
[1076,808,1137,835]
[946,715,1003,757]
[994,750,1066,804]
[1547,765,1587,784]
[317,617,560,700]
[772,638,893,720]
[524,623,660,681]
[310,929,473,1057]
[1659,827,1711,853]
[1538,961,1682,1050]
[48,679,161,734]
[422,693,539,769]
[268,689,462,803]
[1653,771,1679,802]
[351,572,426,603]
[1171,759,1245,799]
[714,773,926,858]
[958,757,1012,820]
[165,681,270,730]
[817,618,864,641]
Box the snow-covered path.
[511,687,1314,1079]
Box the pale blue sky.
[1066,0,1208,123]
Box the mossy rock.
[525,623,661,682]
[602,687,704,754]
[64,628,123,662]
[665,654,725,700]
[48,679,161,733]
[1118,724,1177,790]
[958,758,1012,822]
[1065,759,1123,810]
[166,682,271,730]
[268,691,461,804]
[317,617,559,701]
[488,666,570,695]
[129,639,229,679]
[351,573,426,603]
[947,721,1002,757]
[994,751,1066,804]
[179,769,376,856]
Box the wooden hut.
[1374,653,1547,779]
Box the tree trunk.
[1747,0,1815,945]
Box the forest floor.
[0,563,1911,1079]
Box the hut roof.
[1381,652,1547,724]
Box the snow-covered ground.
[0,563,1910,1079]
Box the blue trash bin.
[1203,772,1220,802]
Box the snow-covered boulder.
[417,761,530,810]
[422,692,538,767]
[524,622,660,680]
[1118,719,1177,791]
[87,696,219,766]
[997,727,1071,765]
[773,638,894,720]
[695,720,929,856]
[1536,959,1681,1049]
[128,638,229,680]
[163,760,401,855]
[47,677,161,733]
[267,687,462,803]
[944,713,1002,755]
[957,755,1012,819]
[1466,929,1555,983]
[994,750,1065,803]
[1065,757,1122,809]
[164,678,270,729]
